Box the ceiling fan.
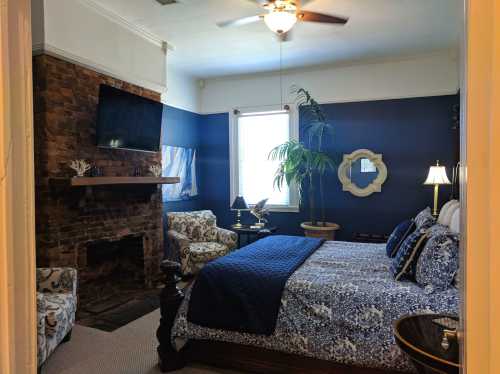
[217,0,348,40]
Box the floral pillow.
[391,229,428,281]
[415,232,459,293]
[414,207,436,229]
[386,219,416,258]
[426,223,450,236]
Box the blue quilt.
[187,235,324,335]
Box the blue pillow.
[391,230,428,281]
[414,207,435,229]
[415,232,459,293]
[386,220,416,258]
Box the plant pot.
[301,222,340,241]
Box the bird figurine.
[250,198,269,228]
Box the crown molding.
[33,43,167,98]
[76,0,174,52]
[198,90,459,115]
[203,49,459,83]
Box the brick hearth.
[33,54,164,290]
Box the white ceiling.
[91,0,461,78]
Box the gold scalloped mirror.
[337,149,388,197]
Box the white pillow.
[437,200,458,224]
[438,200,459,226]
[444,203,460,228]
[450,208,460,234]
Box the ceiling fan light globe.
[264,10,297,34]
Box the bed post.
[157,260,185,372]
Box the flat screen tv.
[96,84,163,152]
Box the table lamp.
[424,160,451,217]
[231,196,248,228]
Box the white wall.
[163,65,200,113]
[200,51,459,114]
[35,0,166,93]
[31,0,200,113]
[30,0,459,115]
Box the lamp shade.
[424,162,451,185]
[231,196,249,210]
[264,10,297,34]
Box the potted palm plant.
[269,87,339,240]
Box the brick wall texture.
[33,54,164,288]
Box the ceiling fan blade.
[247,0,269,5]
[298,11,348,24]
[217,15,263,28]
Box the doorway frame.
[1,0,500,373]
[462,0,500,373]
[0,0,38,373]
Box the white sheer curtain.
[237,112,290,206]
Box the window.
[230,107,299,212]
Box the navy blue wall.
[198,113,234,228]
[161,105,202,213]
[196,95,460,241]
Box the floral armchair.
[167,210,238,276]
[37,267,77,367]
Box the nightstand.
[231,225,277,248]
[352,232,389,243]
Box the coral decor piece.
[149,164,162,177]
[69,159,91,177]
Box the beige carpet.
[43,309,240,374]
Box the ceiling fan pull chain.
[280,39,284,110]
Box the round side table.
[394,314,460,374]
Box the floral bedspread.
[172,241,459,372]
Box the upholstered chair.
[36,267,77,367]
[167,210,238,276]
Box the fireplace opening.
[86,235,145,285]
[77,235,161,331]
[86,235,145,283]
[78,235,148,314]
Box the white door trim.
[1,1,500,373]
[0,0,37,373]
[463,0,500,373]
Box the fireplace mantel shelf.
[50,176,180,187]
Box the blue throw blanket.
[187,235,324,335]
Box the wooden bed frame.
[156,260,404,374]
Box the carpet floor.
[42,309,241,374]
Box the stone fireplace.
[33,54,165,305]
